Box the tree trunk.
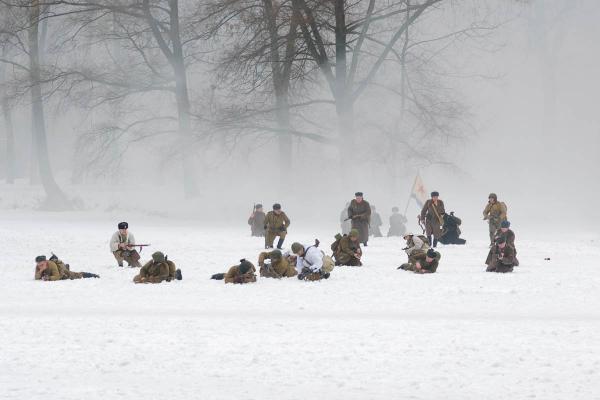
[1,99,16,184]
[28,0,70,209]
[169,0,199,198]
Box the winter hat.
[501,220,510,228]
[118,221,129,229]
[496,237,506,244]
[291,242,304,254]
[273,203,282,210]
[488,193,497,200]
[431,191,439,197]
[403,233,414,239]
[152,251,165,263]
[349,229,359,238]
[355,192,363,197]
[270,250,282,260]
[426,249,436,258]
[35,255,47,263]
[255,204,263,209]
[239,259,253,274]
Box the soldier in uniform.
[486,237,515,273]
[264,203,290,249]
[339,202,351,235]
[224,259,257,284]
[369,206,383,237]
[486,220,518,266]
[419,191,445,248]
[483,193,507,246]
[34,255,99,280]
[387,207,407,237]
[133,251,182,283]
[439,212,466,245]
[248,204,266,237]
[110,222,142,268]
[258,249,297,278]
[291,242,333,281]
[332,229,362,266]
[398,249,441,274]
[401,233,430,265]
[348,192,371,246]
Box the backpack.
[331,234,344,253]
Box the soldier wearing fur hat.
[248,204,266,237]
[110,222,142,268]
[483,193,508,246]
[486,220,518,266]
[264,203,290,249]
[35,255,99,281]
[332,229,363,266]
[133,251,182,284]
[223,259,257,284]
[258,249,297,278]
[486,237,515,273]
[419,191,445,248]
[348,192,371,246]
[398,249,441,274]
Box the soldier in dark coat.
[248,204,266,237]
[420,191,445,248]
[387,207,407,237]
[439,212,466,245]
[486,237,515,273]
[348,192,371,246]
[398,249,441,274]
[485,220,518,266]
[369,206,383,237]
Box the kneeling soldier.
[486,237,515,273]
[35,255,99,280]
[133,251,182,284]
[258,249,297,278]
[291,242,333,281]
[403,233,430,264]
[398,249,441,274]
[110,221,142,268]
[332,229,363,266]
[224,259,257,284]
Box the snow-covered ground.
[1,210,599,400]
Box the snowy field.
[1,210,600,400]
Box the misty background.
[0,0,598,233]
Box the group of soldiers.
[33,191,518,284]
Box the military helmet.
[403,232,414,239]
[349,229,359,238]
[291,242,304,254]
[488,193,497,200]
[501,220,510,228]
[152,251,165,263]
[239,259,253,274]
[270,249,282,260]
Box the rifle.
[417,215,425,234]
[126,244,151,253]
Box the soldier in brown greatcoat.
[486,237,515,273]
[419,191,445,248]
[483,193,508,246]
[348,192,371,246]
[248,204,266,237]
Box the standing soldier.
[264,203,290,249]
[248,203,266,237]
[348,192,371,246]
[339,202,352,235]
[369,206,383,237]
[387,207,407,237]
[110,222,143,268]
[419,191,445,248]
[483,193,508,246]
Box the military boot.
[276,238,285,249]
[175,269,183,280]
[433,239,438,248]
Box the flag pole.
[403,174,418,215]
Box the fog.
[1,0,598,232]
